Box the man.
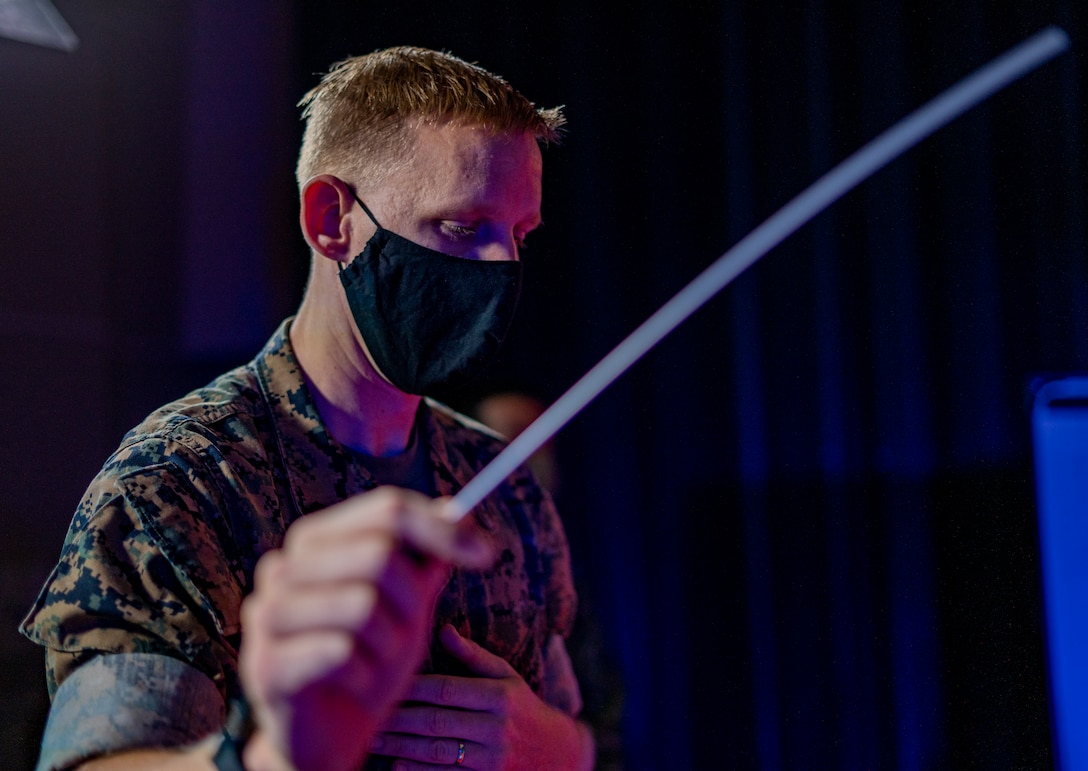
[22,47,594,770]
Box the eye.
[440,222,478,241]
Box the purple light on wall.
[180,0,294,360]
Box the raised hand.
[237,488,491,771]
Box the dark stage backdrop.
[2,1,1086,768]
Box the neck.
[291,264,422,457]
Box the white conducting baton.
[443,26,1071,522]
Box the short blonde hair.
[296,46,565,190]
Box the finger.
[398,498,493,569]
[284,487,431,547]
[435,496,494,572]
[277,533,398,585]
[250,562,441,670]
[437,624,518,679]
[264,544,446,628]
[379,703,500,742]
[243,626,356,698]
[254,630,425,711]
[258,582,379,637]
[254,531,396,599]
[254,582,418,663]
[285,487,491,568]
[370,732,488,768]
[403,673,505,712]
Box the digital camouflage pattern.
[21,318,578,764]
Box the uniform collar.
[251,318,489,518]
[253,318,374,517]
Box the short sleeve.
[20,456,243,700]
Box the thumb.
[437,624,517,679]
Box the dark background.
[2,1,1085,768]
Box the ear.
[299,174,358,262]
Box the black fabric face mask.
[339,196,523,396]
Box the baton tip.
[1038,25,1071,54]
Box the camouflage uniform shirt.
[21,319,579,770]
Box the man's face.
[354,122,544,262]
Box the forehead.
[385,122,543,217]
